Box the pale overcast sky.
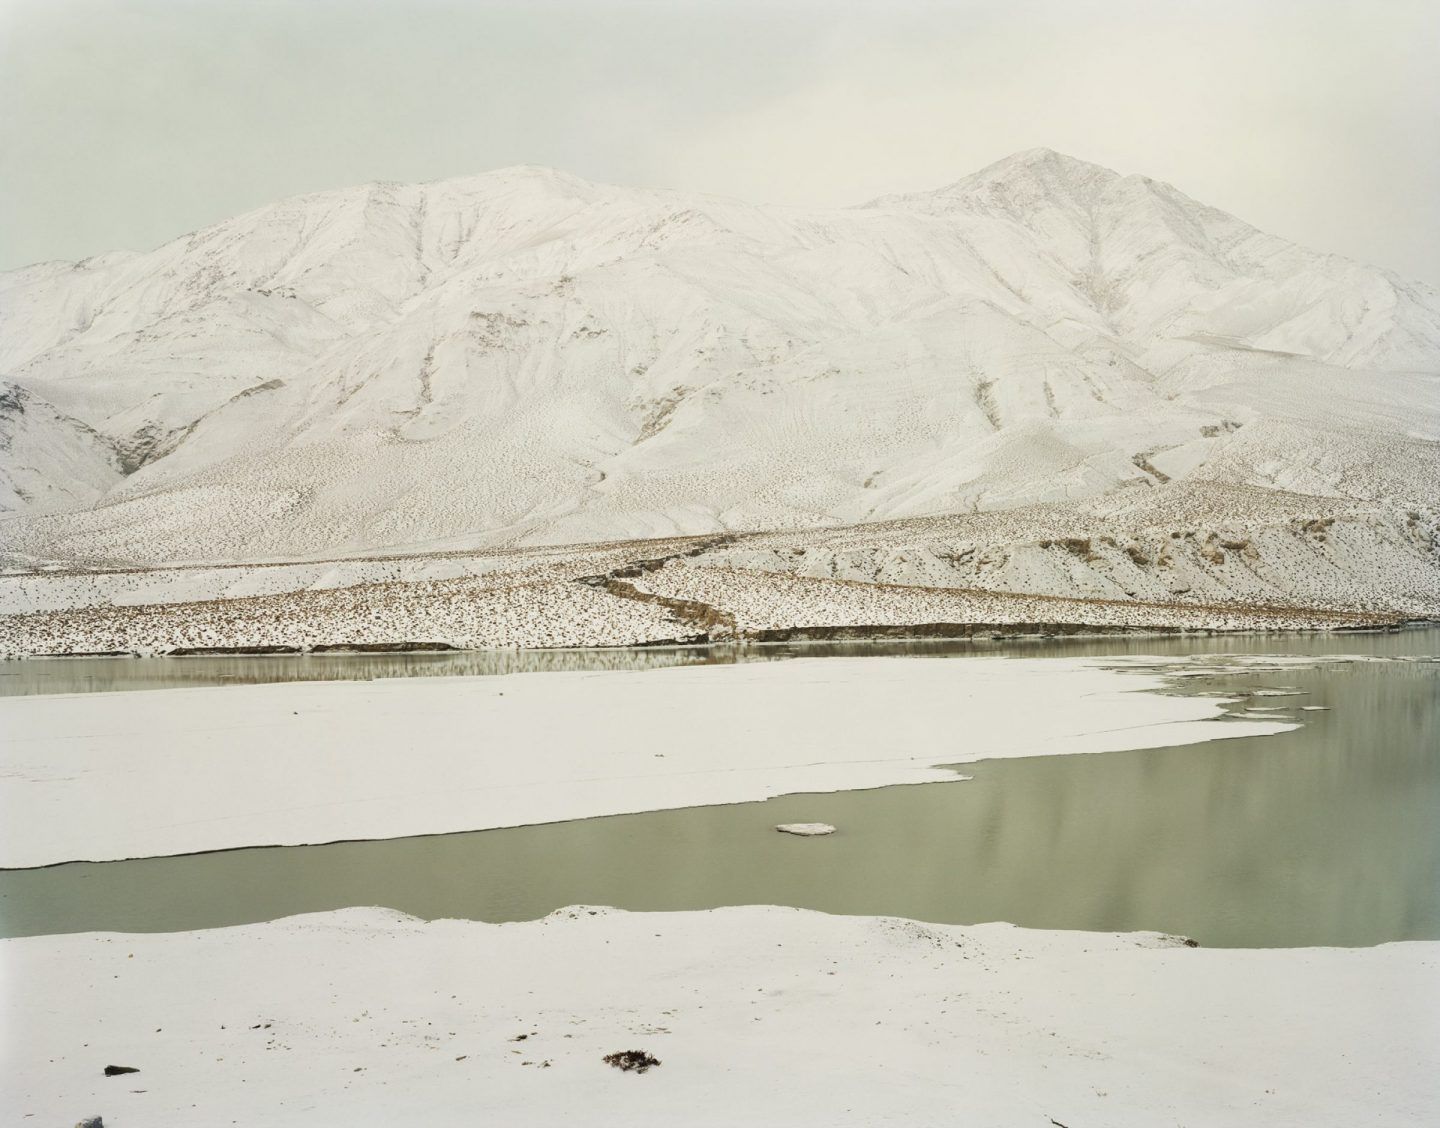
[2,0,1436,282]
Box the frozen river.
[3,628,1435,947]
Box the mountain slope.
[0,382,122,515]
[1,149,1437,572]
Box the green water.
[2,632,1436,948]
[0,627,1432,696]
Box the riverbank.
[5,904,1436,1127]
[6,639,1437,1127]
[4,517,1433,656]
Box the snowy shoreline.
[0,619,1412,662]
[0,557,1414,659]
[0,655,1292,869]
[5,904,1436,1127]
[7,496,1438,658]
[5,651,1433,1127]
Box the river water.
[2,627,1434,696]
[2,629,1436,947]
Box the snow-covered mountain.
[2,148,1437,569]
[0,383,122,514]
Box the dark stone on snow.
[603,1049,661,1073]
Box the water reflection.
[3,653,1435,947]
[3,625,1436,697]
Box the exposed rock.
[603,1049,661,1073]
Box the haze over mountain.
[2,148,1437,573]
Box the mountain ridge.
[1,149,1437,584]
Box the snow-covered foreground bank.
[4,905,1435,1127]
[0,656,1290,868]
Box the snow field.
[5,905,1435,1127]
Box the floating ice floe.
[0,656,1297,866]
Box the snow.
[0,150,1435,584]
[4,143,1433,1124]
[4,904,1435,1127]
[0,656,1292,867]
[1,504,1429,658]
[774,822,836,836]
[0,382,121,514]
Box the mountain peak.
[2,141,1437,567]
[942,147,1122,201]
[979,146,1114,173]
[861,148,1122,213]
